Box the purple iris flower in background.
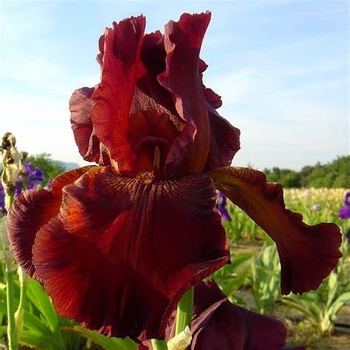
[20,163,44,189]
[0,185,5,214]
[216,191,231,221]
[338,192,350,220]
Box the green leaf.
[26,279,60,332]
[326,292,350,318]
[20,329,60,350]
[64,326,138,350]
[22,311,54,337]
[231,252,254,269]
[221,267,250,297]
[280,297,314,319]
[326,272,338,308]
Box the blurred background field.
[215,186,350,349]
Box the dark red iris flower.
[8,12,342,342]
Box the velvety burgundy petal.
[201,64,241,170]
[203,87,222,109]
[200,58,241,170]
[128,87,184,178]
[210,167,342,294]
[205,108,241,171]
[140,32,185,119]
[158,12,212,173]
[141,31,165,75]
[7,167,92,278]
[137,31,192,176]
[31,167,229,341]
[191,280,286,349]
[191,280,287,350]
[91,16,147,174]
[69,87,111,165]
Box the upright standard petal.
[7,167,93,279]
[70,87,111,165]
[209,167,342,294]
[91,16,147,173]
[205,108,240,172]
[191,280,287,350]
[200,63,241,171]
[158,12,212,173]
[31,167,230,341]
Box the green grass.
[219,187,350,348]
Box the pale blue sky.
[1,0,349,170]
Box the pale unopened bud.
[167,326,192,350]
[1,133,22,189]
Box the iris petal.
[8,167,92,279]
[31,167,229,341]
[205,108,240,171]
[159,12,212,173]
[128,87,183,178]
[209,167,342,294]
[92,16,147,173]
[69,87,111,165]
[191,280,287,350]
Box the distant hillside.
[61,162,80,171]
[263,155,350,188]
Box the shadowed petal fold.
[158,12,212,173]
[70,87,111,165]
[191,280,287,350]
[8,167,93,279]
[209,167,342,294]
[31,167,230,341]
[205,109,240,171]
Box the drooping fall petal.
[191,280,287,350]
[31,167,230,341]
[209,167,342,294]
[8,167,93,279]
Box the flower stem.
[4,194,18,350]
[175,287,194,336]
[5,194,14,212]
[151,339,168,350]
[1,195,18,350]
[1,132,22,350]
[14,267,28,343]
[5,262,17,349]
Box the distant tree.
[307,156,350,188]
[25,153,65,186]
[280,171,301,188]
[265,167,301,187]
[299,165,315,187]
[265,167,282,183]
[263,156,349,188]
[333,173,350,188]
